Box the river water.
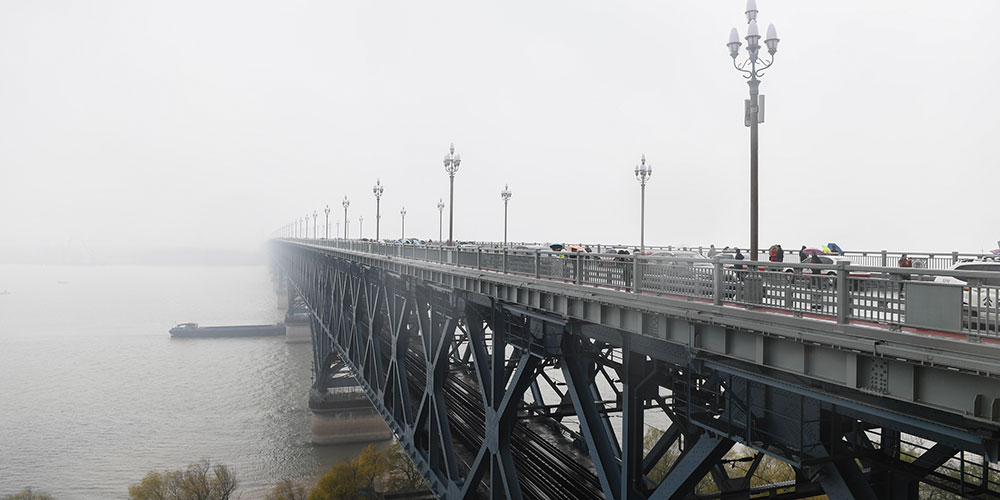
[0,264,370,499]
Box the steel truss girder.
[274,243,1000,500]
[279,247,563,498]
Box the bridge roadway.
[273,238,1000,499]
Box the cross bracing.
[274,239,1000,499]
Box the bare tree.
[128,461,236,500]
[2,488,54,500]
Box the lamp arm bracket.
[732,58,753,77]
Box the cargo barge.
[169,322,285,338]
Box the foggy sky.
[1,1,997,262]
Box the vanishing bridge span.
[272,238,1000,499]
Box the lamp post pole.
[500,184,512,248]
[400,207,406,241]
[342,196,350,240]
[372,179,384,240]
[304,214,309,240]
[634,155,652,254]
[359,216,363,239]
[336,221,340,239]
[312,211,317,239]
[324,205,330,239]
[437,199,445,243]
[442,143,461,246]
[728,0,780,261]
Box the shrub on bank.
[128,461,236,500]
[309,443,426,500]
[2,488,54,500]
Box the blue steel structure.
[274,239,1000,499]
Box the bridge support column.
[273,268,289,311]
[310,352,392,445]
[284,313,311,343]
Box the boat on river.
[169,322,285,338]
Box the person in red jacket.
[898,253,913,294]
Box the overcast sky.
[1,0,997,261]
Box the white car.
[644,251,727,296]
[933,260,1000,309]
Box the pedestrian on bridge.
[898,253,913,294]
[810,252,824,309]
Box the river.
[0,264,372,499]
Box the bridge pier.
[272,264,289,311]
[309,352,392,445]
[283,286,311,343]
[284,312,311,343]
[276,285,288,311]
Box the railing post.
[881,250,888,267]
[534,250,540,278]
[632,255,640,293]
[836,261,849,324]
[503,248,508,274]
[713,258,723,306]
[477,248,482,270]
[440,245,445,265]
[574,256,582,285]
[952,251,959,264]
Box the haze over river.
[0,264,369,499]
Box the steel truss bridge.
[273,239,1000,500]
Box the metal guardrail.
[323,239,994,271]
[289,238,1000,340]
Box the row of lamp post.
[283,0,779,257]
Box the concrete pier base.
[309,387,391,445]
[284,313,311,344]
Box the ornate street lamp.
[359,215,364,239]
[324,205,330,239]
[304,214,309,240]
[400,207,407,241]
[342,196,350,240]
[372,179,384,240]
[635,155,652,254]
[728,0,780,261]
[436,198,445,243]
[312,211,318,239]
[500,184,512,248]
[443,143,461,245]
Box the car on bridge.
[933,260,1000,331]
[782,254,873,284]
[642,250,735,297]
